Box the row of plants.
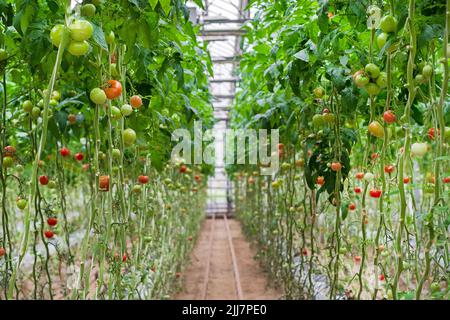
[229,0,449,299]
[0,0,212,299]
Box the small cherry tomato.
[130,95,142,109]
[44,230,54,239]
[39,175,49,185]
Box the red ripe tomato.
[47,217,58,226]
[99,175,110,191]
[104,80,122,100]
[443,177,450,184]
[122,254,127,262]
[370,189,382,198]
[74,152,83,161]
[383,110,396,124]
[354,187,362,194]
[428,128,436,140]
[4,145,16,156]
[44,230,54,239]
[379,274,385,281]
[348,203,356,211]
[403,177,410,184]
[39,175,49,185]
[179,165,187,173]
[331,162,342,171]
[354,255,361,263]
[60,147,70,157]
[371,153,379,160]
[82,163,90,171]
[138,175,149,184]
[316,176,325,186]
[194,175,201,182]
[356,172,364,180]
[130,95,142,109]
[302,248,308,256]
[0,247,5,257]
[384,165,395,174]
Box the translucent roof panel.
[186,0,252,215]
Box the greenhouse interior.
[0,0,449,303]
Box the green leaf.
[294,49,309,62]
[159,0,171,15]
[20,5,35,34]
[341,87,358,113]
[149,0,159,10]
[341,201,349,221]
[192,0,204,9]
[92,23,108,51]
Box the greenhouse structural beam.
[210,78,240,83]
[201,29,246,36]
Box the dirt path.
[175,217,282,300]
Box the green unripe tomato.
[98,151,106,161]
[0,49,7,61]
[69,20,94,41]
[81,4,96,17]
[48,180,56,189]
[421,64,433,78]
[121,104,133,116]
[112,148,121,159]
[376,72,387,88]
[365,82,381,96]
[430,282,441,293]
[51,90,61,101]
[312,114,325,128]
[444,127,450,142]
[106,31,115,45]
[23,100,33,113]
[111,106,122,120]
[16,164,24,173]
[354,73,370,87]
[132,185,142,193]
[123,128,137,147]
[90,88,107,105]
[377,32,388,49]
[322,112,336,124]
[271,180,281,189]
[17,198,28,210]
[415,74,424,84]
[49,99,58,107]
[380,15,398,33]
[68,40,90,56]
[111,63,119,78]
[31,107,41,119]
[313,87,325,98]
[339,247,347,255]
[365,63,380,79]
[3,156,14,168]
[50,24,65,47]
[37,99,44,107]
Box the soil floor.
[175,217,282,300]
